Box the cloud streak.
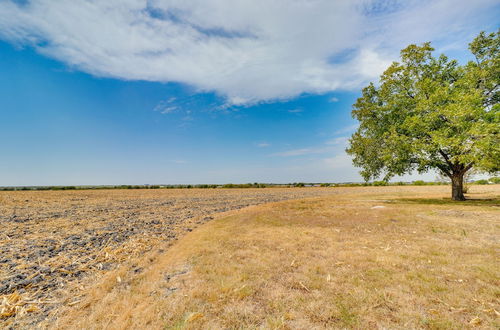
[326,136,350,145]
[271,147,334,157]
[272,134,351,157]
[333,124,359,136]
[0,0,497,105]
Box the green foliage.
[346,30,499,191]
[489,177,500,184]
[222,183,259,188]
[412,180,426,186]
[50,186,77,190]
[333,183,364,187]
[474,179,489,185]
[197,184,218,188]
[372,180,388,186]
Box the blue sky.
[0,0,498,185]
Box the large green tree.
[347,30,499,200]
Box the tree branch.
[464,162,474,173]
[484,83,499,96]
[435,163,452,177]
[438,149,454,169]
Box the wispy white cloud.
[257,142,270,148]
[160,106,178,114]
[181,110,194,122]
[333,124,359,136]
[326,136,349,145]
[0,0,497,105]
[288,109,303,113]
[329,97,339,102]
[154,98,179,114]
[323,153,355,171]
[273,135,350,157]
[271,146,333,157]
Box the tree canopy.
[346,30,499,200]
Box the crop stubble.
[0,188,332,327]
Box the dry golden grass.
[0,188,333,328]
[52,185,499,329]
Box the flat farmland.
[0,188,334,327]
[1,186,499,329]
[55,185,499,329]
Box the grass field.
[1,185,499,329]
[0,188,333,328]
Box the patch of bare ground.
[0,188,335,328]
[47,185,500,329]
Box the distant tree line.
[1,178,498,191]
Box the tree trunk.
[451,173,466,201]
